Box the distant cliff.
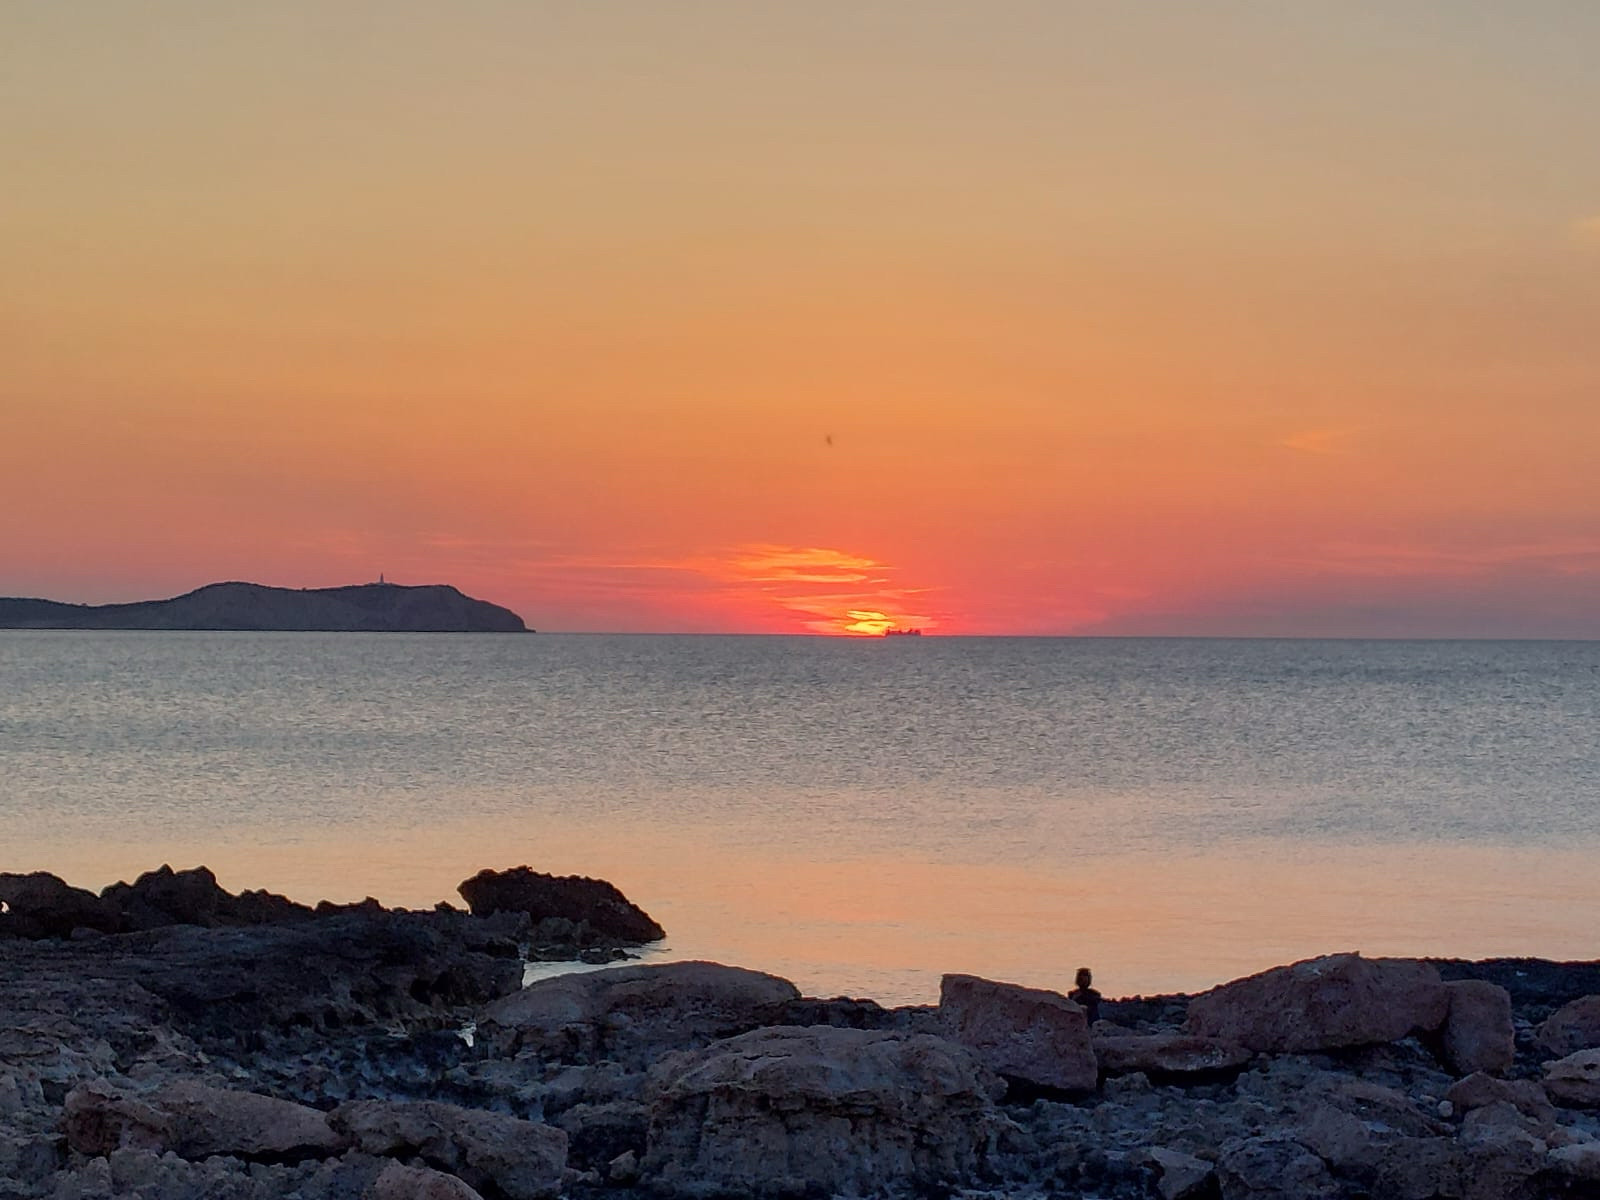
[0,582,530,633]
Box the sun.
[841,610,895,636]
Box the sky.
[4,1,1598,636]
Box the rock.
[1536,994,1600,1057]
[1296,1102,1383,1175]
[607,1149,640,1185]
[1370,1137,1462,1200]
[938,973,1097,1091]
[120,910,525,1042]
[100,864,315,931]
[0,872,122,939]
[332,1099,568,1200]
[1549,1141,1600,1184]
[1185,953,1450,1053]
[369,1161,488,1200]
[1094,1032,1251,1079]
[152,1078,345,1161]
[458,867,663,944]
[1144,1146,1215,1200]
[1544,1048,1600,1107]
[480,960,799,1063]
[1216,1134,1339,1199]
[61,1079,172,1156]
[641,1025,1006,1197]
[0,1131,63,1188]
[102,864,230,929]
[775,994,900,1030]
[1446,1072,1557,1125]
[1439,979,1514,1075]
[62,1078,344,1162]
[1457,1103,1549,1197]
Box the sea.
[2,632,1597,1005]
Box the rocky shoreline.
[4,867,1600,1199]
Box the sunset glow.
[4,3,1599,636]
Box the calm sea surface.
[2,633,1597,1003]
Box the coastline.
[4,866,1600,1199]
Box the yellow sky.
[4,2,1599,634]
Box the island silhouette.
[0,581,529,633]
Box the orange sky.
[4,2,1599,635]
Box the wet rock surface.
[7,876,1600,1200]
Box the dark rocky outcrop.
[100,864,314,931]
[8,878,1600,1200]
[457,866,664,945]
[0,581,529,632]
[0,872,122,939]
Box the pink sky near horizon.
[4,2,1599,636]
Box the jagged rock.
[1216,1134,1339,1199]
[1439,979,1514,1076]
[1544,1049,1600,1107]
[101,864,313,931]
[641,1026,1006,1197]
[1094,1032,1251,1079]
[938,973,1097,1091]
[1536,994,1600,1057]
[0,872,122,939]
[1143,1146,1216,1200]
[1446,1072,1557,1125]
[369,1161,488,1200]
[480,961,799,1063]
[332,1099,568,1200]
[458,867,663,944]
[1186,954,1450,1053]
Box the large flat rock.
[481,960,799,1063]
[63,1078,344,1162]
[1185,954,1450,1054]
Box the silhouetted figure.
[1069,966,1102,1023]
